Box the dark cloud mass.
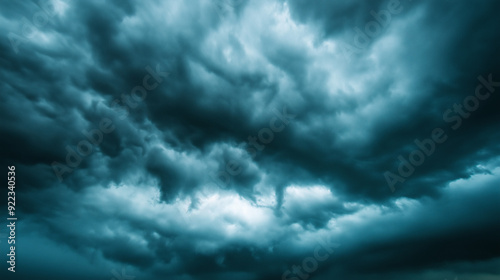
[1,0,499,279]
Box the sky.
[0,0,499,279]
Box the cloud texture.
[0,0,499,279]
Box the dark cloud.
[1,0,500,279]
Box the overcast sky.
[1,0,500,279]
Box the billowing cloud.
[1,0,500,279]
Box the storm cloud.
[0,0,499,279]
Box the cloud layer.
[1,0,500,279]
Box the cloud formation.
[1,0,499,279]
